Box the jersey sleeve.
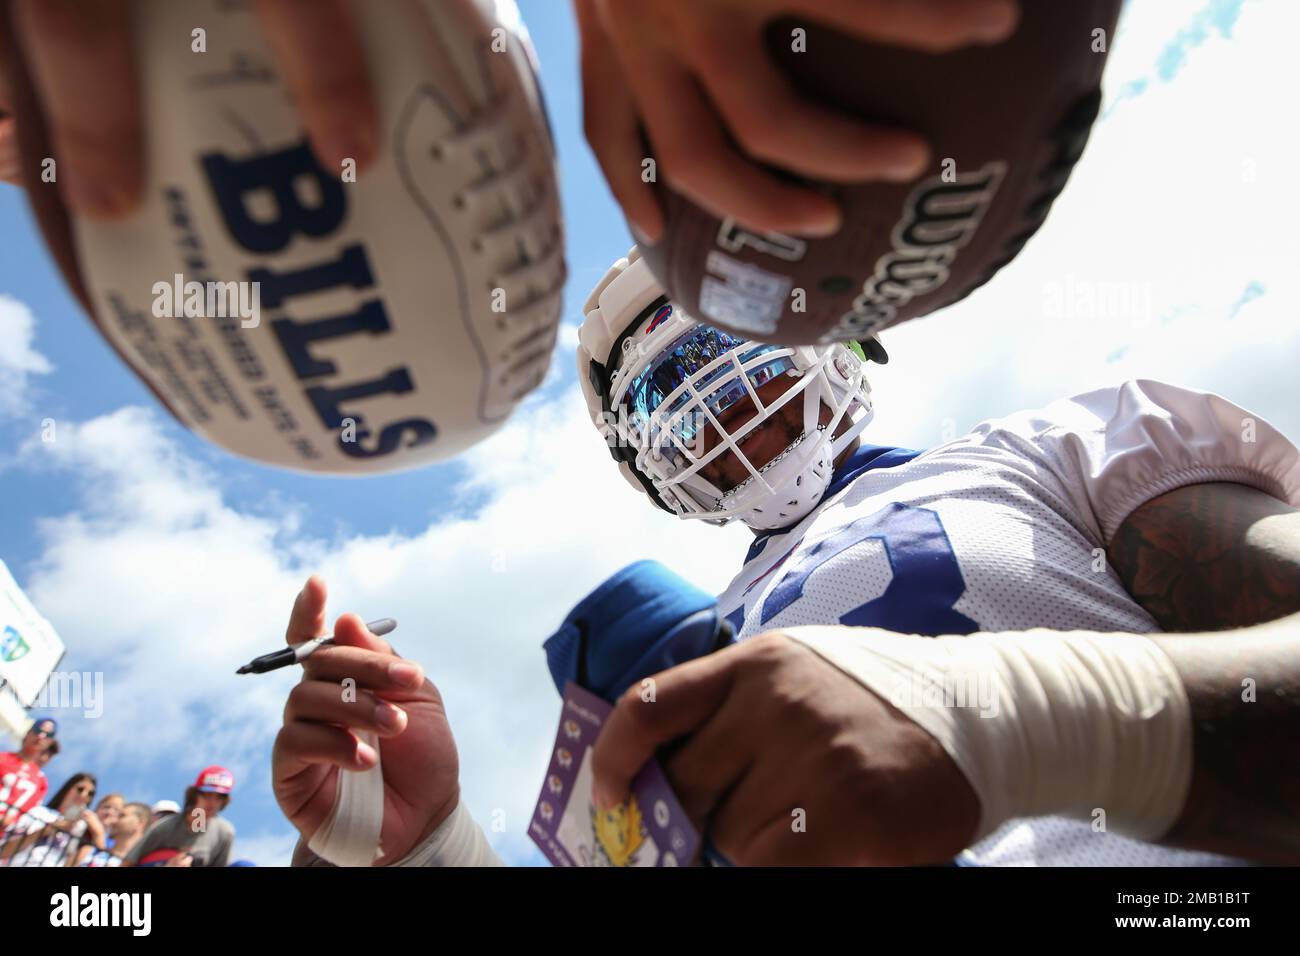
[960,379,1300,544]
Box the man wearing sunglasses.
[0,717,58,832]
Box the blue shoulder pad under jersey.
[543,560,735,702]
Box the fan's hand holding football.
[0,0,376,217]
[590,631,981,865]
[271,576,461,866]
[576,0,1020,240]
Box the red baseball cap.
[194,765,234,794]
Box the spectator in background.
[1,771,105,867]
[125,766,236,868]
[150,799,180,825]
[0,717,58,830]
[82,801,151,867]
[94,793,124,847]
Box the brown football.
[639,0,1123,344]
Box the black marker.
[236,618,397,675]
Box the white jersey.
[716,380,1300,867]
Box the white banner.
[0,561,65,707]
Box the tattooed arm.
[1109,481,1300,630]
[1153,619,1300,862]
[1110,482,1300,861]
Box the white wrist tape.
[304,726,501,868]
[784,627,1194,843]
[390,797,504,867]
[307,729,386,867]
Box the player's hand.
[576,0,1019,241]
[590,631,980,865]
[271,576,461,866]
[0,0,376,216]
[163,852,193,867]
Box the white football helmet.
[578,249,882,530]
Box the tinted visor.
[620,325,797,447]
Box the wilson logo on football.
[834,163,1006,339]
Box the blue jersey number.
[759,502,977,635]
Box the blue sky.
[0,0,1296,866]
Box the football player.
[571,248,1300,866]
[275,251,1299,867]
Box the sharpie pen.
[236,618,397,675]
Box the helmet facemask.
[605,301,874,530]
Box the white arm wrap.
[307,729,386,867]
[390,798,504,867]
[304,726,502,867]
[784,626,1194,843]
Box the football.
[638,0,1123,344]
[5,0,565,473]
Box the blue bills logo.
[646,304,673,334]
[2,625,30,663]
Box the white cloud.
[18,390,748,865]
[225,828,299,868]
[9,0,1298,868]
[1105,0,1243,98]
[863,0,1300,451]
[0,295,54,418]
